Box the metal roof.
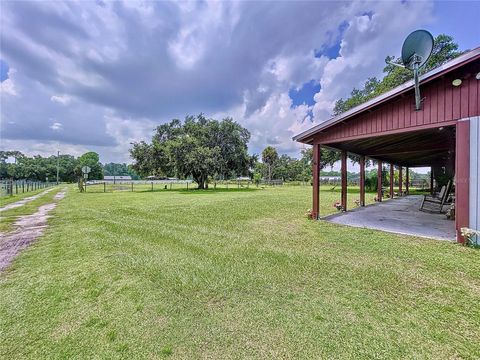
[293,47,480,143]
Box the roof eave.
[293,47,480,143]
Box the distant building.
[104,175,132,181]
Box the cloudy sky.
[1,1,479,164]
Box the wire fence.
[83,179,263,193]
[0,180,56,197]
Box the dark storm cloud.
[0,0,448,161]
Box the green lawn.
[0,187,62,233]
[0,186,56,207]
[0,186,479,359]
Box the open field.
[0,186,57,207]
[1,186,479,359]
[0,188,62,233]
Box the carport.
[325,196,455,241]
[294,48,480,243]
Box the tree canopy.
[333,34,461,116]
[77,152,103,180]
[261,146,278,181]
[103,163,139,179]
[0,151,106,182]
[324,34,462,165]
[130,114,251,189]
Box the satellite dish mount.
[387,30,434,111]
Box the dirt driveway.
[0,190,66,271]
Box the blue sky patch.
[289,80,320,107]
[315,20,348,59]
[0,59,9,82]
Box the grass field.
[0,186,56,207]
[1,186,479,359]
[0,187,63,233]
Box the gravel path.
[0,190,66,271]
[0,188,54,212]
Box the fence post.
[151,182,153,191]
[132,182,134,192]
[104,182,106,193]
[22,181,24,193]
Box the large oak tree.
[130,115,251,189]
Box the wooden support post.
[377,161,382,202]
[406,167,409,194]
[104,182,106,193]
[312,144,321,219]
[430,167,434,194]
[359,156,365,206]
[341,150,347,211]
[398,166,403,195]
[390,163,394,199]
[455,120,470,244]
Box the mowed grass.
[0,186,479,359]
[0,186,55,207]
[0,187,63,233]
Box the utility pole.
[56,150,60,185]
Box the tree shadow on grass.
[177,187,259,195]
[133,187,260,195]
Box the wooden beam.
[406,167,409,194]
[455,121,470,243]
[390,163,394,199]
[360,156,365,206]
[398,166,403,195]
[366,146,451,157]
[341,150,347,211]
[321,121,457,144]
[377,160,383,202]
[312,144,321,219]
[430,166,433,195]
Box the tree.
[333,34,461,116]
[253,173,262,187]
[327,34,462,169]
[103,163,139,179]
[77,152,103,180]
[261,146,278,181]
[130,114,251,189]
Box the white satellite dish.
[388,30,434,110]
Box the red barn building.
[294,48,480,243]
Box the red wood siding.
[315,61,480,144]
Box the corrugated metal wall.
[469,116,480,244]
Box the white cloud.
[0,78,17,96]
[50,95,71,105]
[0,0,440,162]
[313,1,434,122]
[50,122,63,131]
[0,68,18,96]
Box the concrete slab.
[324,195,455,241]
